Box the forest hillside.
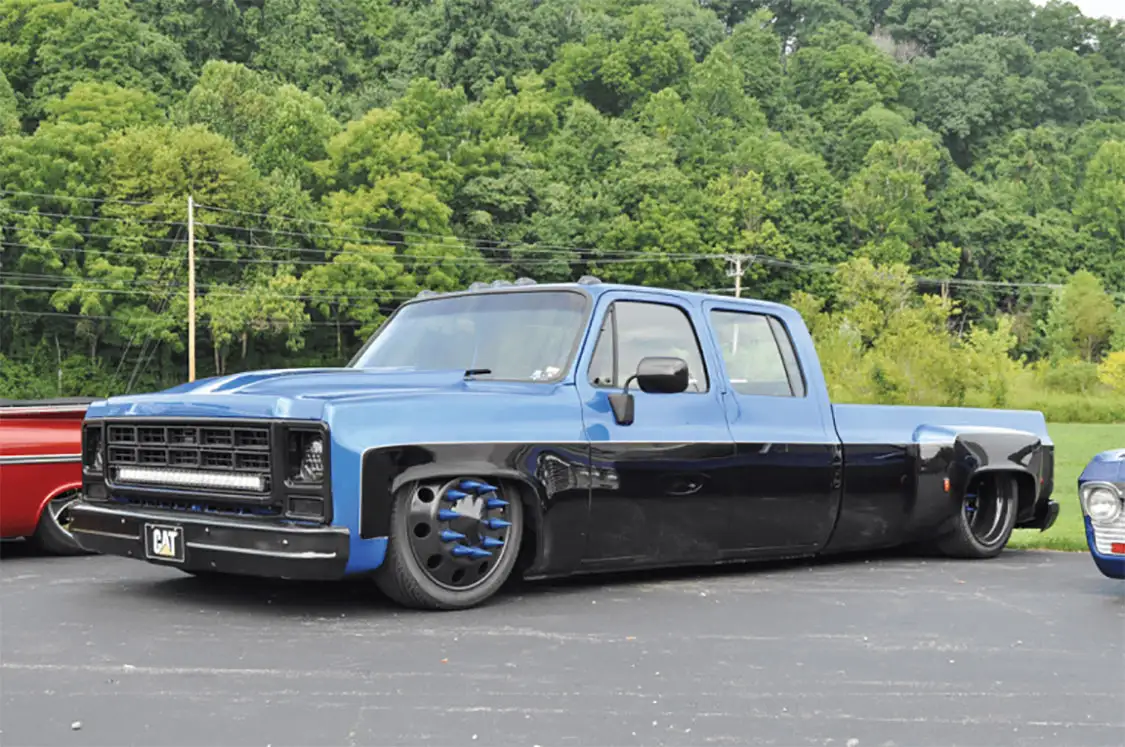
[1,0,1123,420]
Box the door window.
[709,310,806,397]
[588,301,709,392]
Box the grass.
[1007,422,1125,552]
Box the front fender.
[360,443,591,579]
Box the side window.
[709,310,806,397]
[588,308,617,387]
[588,301,709,392]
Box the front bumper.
[1084,516,1125,580]
[70,501,350,580]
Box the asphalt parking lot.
[1,545,1122,747]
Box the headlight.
[83,425,103,472]
[287,429,325,484]
[300,437,324,482]
[1082,484,1123,525]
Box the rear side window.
[709,310,805,397]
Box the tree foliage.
[1,0,1122,419]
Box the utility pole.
[724,254,751,356]
[187,195,196,382]
[725,254,749,298]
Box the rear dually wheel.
[937,473,1019,559]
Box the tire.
[29,489,92,556]
[937,474,1019,559]
[375,477,524,610]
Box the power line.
[2,207,186,227]
[0,189,164,207]
[0,279,442,303]
[4,226,189,245]
[5,195,1115,300]
[0,309,362,327]
[6,223,723,261]
[194,203,598,252]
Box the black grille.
[105,423,272,493]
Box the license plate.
[144,523,184,563]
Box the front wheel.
[937,474,1019,559]
[376,477,523,610]
[30,489,91,556]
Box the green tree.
[182,61,340,181]
[842,138,942,261]
[0,70,19,135]
[241,0,392,115]
[548,4,695,115]
[1043,270,1117,362]
[905,34,1040,166]
[31,0,194,115]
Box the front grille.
[106,422,272,494]
[1091,518,1125,555]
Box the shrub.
[1098,351,1125,392]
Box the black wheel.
[29,489,91,556]
[376,477,523,610]
[937,474,1019,559]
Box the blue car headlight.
[1082,483,1123,526]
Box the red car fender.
[0,400,92,540]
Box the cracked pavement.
[1,544,1123,746]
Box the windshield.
[348,290,590,382]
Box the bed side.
[822,403,1053,554]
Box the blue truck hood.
[84,367,516,421]
[1079,448,1125,484]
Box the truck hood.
[84,367,535,421]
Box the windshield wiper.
[463,368,492,379]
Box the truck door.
[573,290,738,568]
[699,300,841,552]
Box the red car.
[0,398,96,554]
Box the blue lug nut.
[460,480,498,493]
[438,508,460,522]
[484,518,512,530]
[440,530,467,543]
[480,536,504,549]
[444,489,469,502]
[486,497,509,510]
[451,545,492,559]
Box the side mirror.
[635,356,690,394]
[608,356,689,425]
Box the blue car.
[69,279,1059,609]
[1079,449,1125,579]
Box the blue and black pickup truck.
[70,278,1059,609]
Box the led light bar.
[115,466,266,492]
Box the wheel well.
[968,471,1036,520]
[38,484,83,521]
[501,478,540,578]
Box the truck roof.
[407,278,797,315]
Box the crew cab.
[1079,448,1125,579]
[69,279,1059,609]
